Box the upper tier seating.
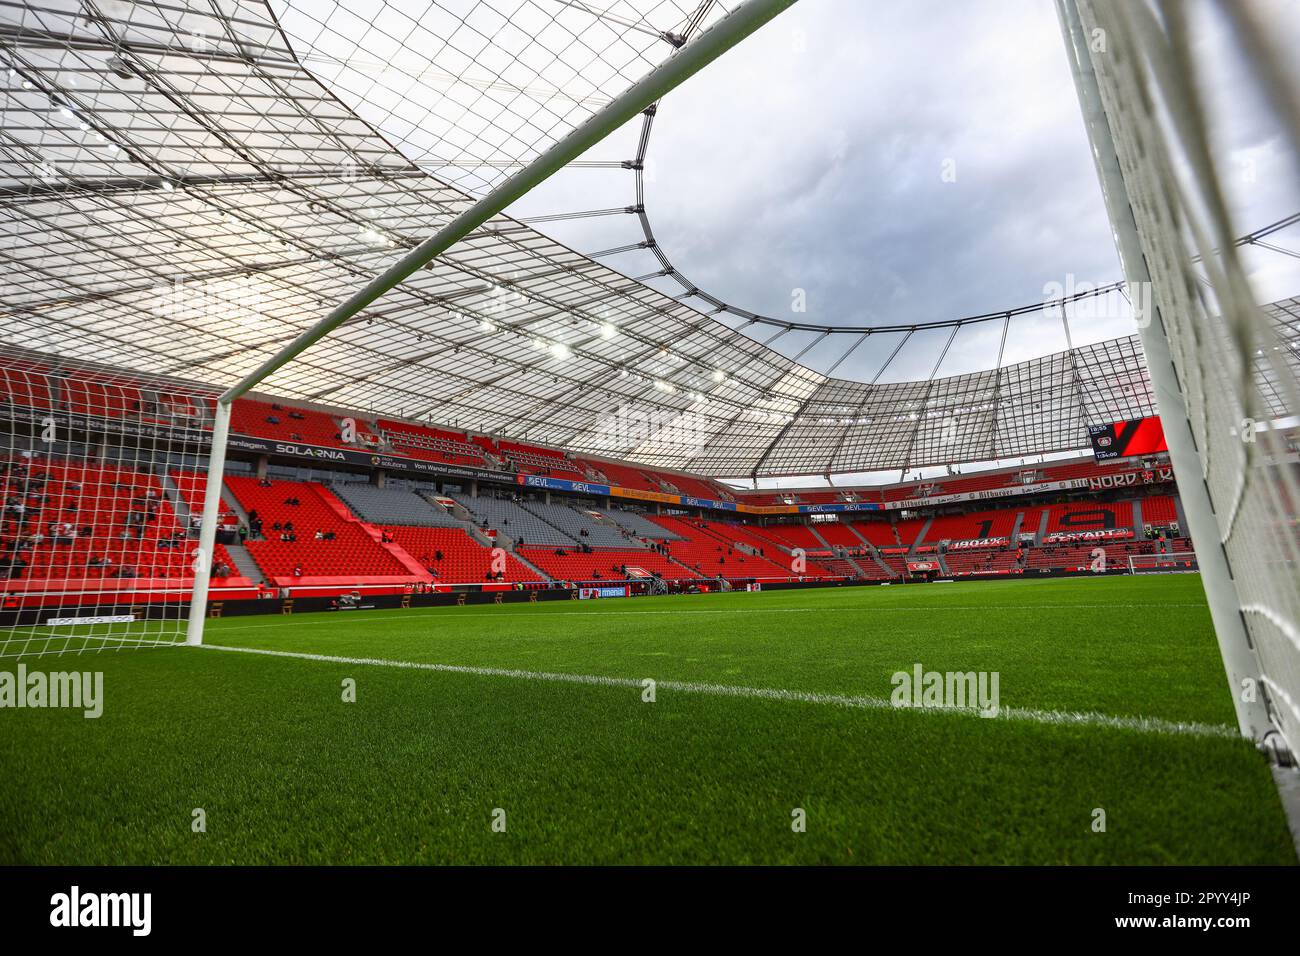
[578,459,660,493]
[657,473,727,500]
[231,399,358,450]
[0,360,53,412]
[53,371,143,419]
[378,420,496,468]
[225,476,407,582]
[391,526,542,583]
[497,440,584,477]
[450,493,576,547]
[330,483,463,528]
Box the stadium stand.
[811,521,868,549]
[944,549,1021,575]
[515,499,631,548]
[578,458,661,493]
[330,483,463,528]
[497,440,584,478]
[1044,501,1135,536]
[390,526,542,583]
[923,507,1020,545]
[450,493,576,547]
[518,547,698,582]
[600,507,681,540]
[224,476,408,583]
[751,523,832,554]
[2,457,243,588]
[170,469,240,530]
[230,398,360,450]
[1140,495,1179,526]
[893,518,929,549]
[376,420,496,467]
[846,520,899,547]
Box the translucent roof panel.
[1,1,1294,479]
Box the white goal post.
[1057,0,1300,759]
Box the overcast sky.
[513,0,1300,383]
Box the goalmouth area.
[2,574,1294,865]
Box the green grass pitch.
[1,574,1295,864]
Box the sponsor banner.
[795,502,883,514]
[578,586,630,599]
[1086,466,1174,490]
[610,486,679,505]
[228,434,518,484]
[1044,528,1134,543]
[683,496,738,512]
[886,478,1091,511]
[947,536,1009,551]
[12,405,209,445]
[907,561,939,572]
[46,614,136,626]
[517,474,612,496]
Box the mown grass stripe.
[202,643,1239,740]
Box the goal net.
[0,349,220,659]
[1128,552,1199,575]
[1061,0,1300,757]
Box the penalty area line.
[201,643,1238,740]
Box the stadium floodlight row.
[0,0,1297,807]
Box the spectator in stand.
[2,553,27,580]
[314,529,325,541]
[213,560,232,578]
[292,563,303,578]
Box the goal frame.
[1056,0,1295,754]
[1127,552,1199,575]
[183,0,799,647]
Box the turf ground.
[1,574,1295,864]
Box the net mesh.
[0,347,219,658]
[1076,0,1300,753]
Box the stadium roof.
[1,0,1295,477]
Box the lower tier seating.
[518,547,698,582]
[225,476,408,582]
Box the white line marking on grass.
[207,602,1207,633]
[201,643,1238,740]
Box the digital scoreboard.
[1088,416,1167,461]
